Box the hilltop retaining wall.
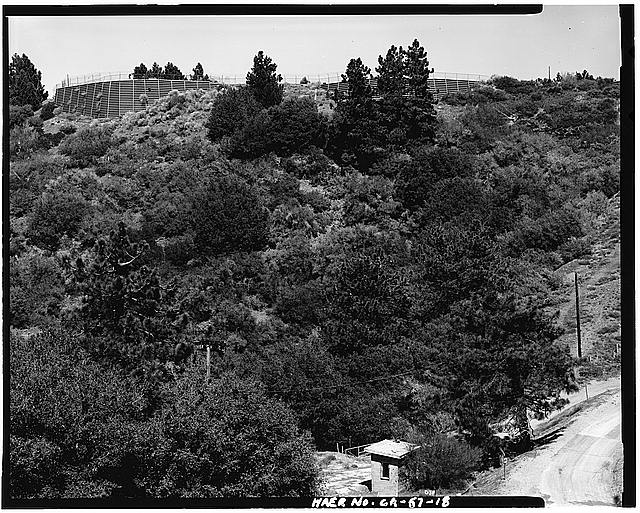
[54,75,485,119]
[53,78,217,118]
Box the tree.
[342,57,372,104]
[190,62,209,81]
[246,51,284,108]
[163,62,184,80]
[148,62,163,79]
[9,53,48,110]
[9,329,156,499]
[404,39,433,99]
[321,231,412,355]
[376,45,405,96]
[72,222,178,371]
[376,39,433,99]
[329,49,436,170]
[576,69,594,81]
[408,223,577,442]
[132,63,148,79]
[153,370,321,497]
[10,330,320,499]
[328,58,381,169]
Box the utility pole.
[575,272,582,358]
[548,66,551,81]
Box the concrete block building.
[366,439,420,496]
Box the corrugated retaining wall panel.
[158,80,172,97]
[76,84,87,115]
[119,80,134,116]
[133,80,146,112]
[96,82,108,118]
[68,87,80,113]
[107,82,120,117]
[85,83,97,116]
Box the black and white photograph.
[4,3,633,508]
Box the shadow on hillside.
[532,428,566,448]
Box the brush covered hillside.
[8,45,620,500]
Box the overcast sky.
[8,5,621,96]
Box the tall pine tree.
[375,45,405,96]
[191,62,209,81]
[9,53,48,110]
[405,39,433,99]
[148,62,163,78]
[163,62,184,80]
[246,51,283,108]
[341,57,372,104]
[132,63,148,79]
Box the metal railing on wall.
[56,70,491,89]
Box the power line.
[267,370,415,395]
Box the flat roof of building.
[366,439,420,460]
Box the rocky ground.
[316,452,373,496]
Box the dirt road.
[489,377,622,506]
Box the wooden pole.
[575,272,582,358]
[206,345,211,382]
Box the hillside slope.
[547,193,621,378]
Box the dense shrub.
[490,76,538,96]
[10,329,320,499]
[9,252,64,328]
[395,147,475,209]
[401,434,482,492]
[206,87,262,142]
[442,85,508,106]
[507,204,584,256]
[9,125,43,160]
[26,189,88,251]
[190,174,269,255]
[9,105,34,129]
[9,154,65,217]
[59,125,114,167]
[39,101,56,121]
[231,97,325,158]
